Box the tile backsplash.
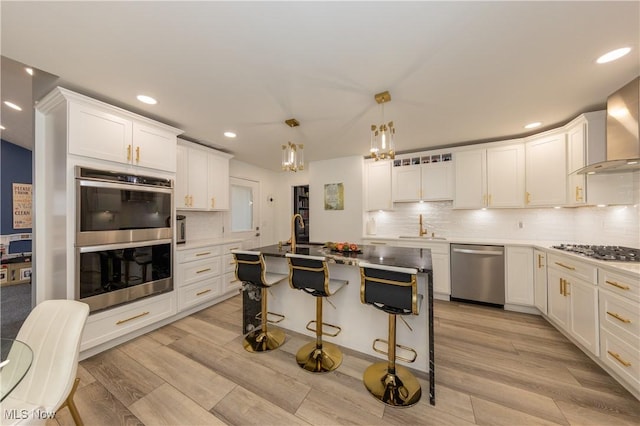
[181,211,224,241]
[366,202,640,247]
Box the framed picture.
[324,183,344,210]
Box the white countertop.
[362,235,640,277]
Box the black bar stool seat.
[359,262,423,407]
[233,250,288,352]
[286,253,347,373]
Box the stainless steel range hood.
[577,76,640,174]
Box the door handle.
[452,248,503,255]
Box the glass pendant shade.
[370,92,396,160]
[282,142,304,172]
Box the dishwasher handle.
[452,248,504,256]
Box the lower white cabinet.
[546,253,599,356]
[505,246,534,306]
[533,249,547,314]
[176,241,241,312]
[81,292,176,352]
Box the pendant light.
[282,118,304,172]
[370,91,396,160]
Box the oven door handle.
[78,239,173,253]
[77,179,173,194]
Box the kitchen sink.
[398,236,447,240]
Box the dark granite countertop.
[253,243,433,273]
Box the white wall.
[308,156,363,243]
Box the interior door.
[229,177,261,250]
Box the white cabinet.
[454,142,524,209]
[66,90,180,172]
[547,253,599,356]
[364,160,392,210]
[81,292,176,352]
[177,139,232,210]
[505,246,534,306]
[533,249,547,314]
[393,156,454,203]
[525,131,567,206]
[222,242,242,294]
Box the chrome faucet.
[291,213,305,251]
[419,214,428,237]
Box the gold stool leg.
[296,296,343,373]
[59,377,84,426]
[363,314,421,407]
[243,287,285,352]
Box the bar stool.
[232,250,288,353]
[359,262,423,407]
[286,253,348,373]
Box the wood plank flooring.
[47,297,640,426]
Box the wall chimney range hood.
[577,76,640,174]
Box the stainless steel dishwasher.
[450,244,505,306]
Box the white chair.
[2,300,90,425]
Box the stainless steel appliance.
[76,167,173,246]
[450,244,505,306]
[75,167,173,312]
[551,244,639,262]
[176,215,186,244]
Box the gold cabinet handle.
[229,261,236,265]
[606,311,632,324]
[195,251,211,257]
[607,350,632,367]
[184,195,189,207]
[564,280,570,296]
[127,144,132,161]
[525,191,531,205]
[575,186,583,202]
[559,278,564,295]
[606,280,630,291]
[116,311,150,325]
[228,247,239,251]
[537,254,544,268]
[370,242,387,245]
[136,146,140,163]
[196,268,212,274]
[211,197,215,208]
[196,289,212,296]
[555,262,575,271]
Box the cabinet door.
[547,268,569,329]
[525,133,567,206]
[392,165,421,202]
[422,162,454,201]
[454,150,486,209]
[566,123,586,206]
[208,152,230,210]
[365,160,392,210]
[68,101,132,164]
[567,278,599,356]
[188,150,208,209]
[505,246,534,306]
[431,252,451,295]
[533,250,547,314]
[132,122,177,172]
[175,144,190,209]
[487,144,525,208]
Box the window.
[231,184,253,232]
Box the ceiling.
[1,2,638,171]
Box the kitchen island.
[245,243,435,404]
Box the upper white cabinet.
[525,131,567,206]
[454,142,524,209]
[65,89,181,172]
[393,154,454,202]
[365,159,392,211]
[177,139,232,211]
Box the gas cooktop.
[552,244,640,262]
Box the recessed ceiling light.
[25,67,34,76]
[4,101,22,111]
[524,122,542,129]
[587,171,596,175]
[596,204,607,208]
[223,131,237,138]
[627,160,638,165]
[136,95,157,105]
[0,125,5,130]
[596,47,631,64]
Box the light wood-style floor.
[47,296,640,426]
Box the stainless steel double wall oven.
[75,167,173,312]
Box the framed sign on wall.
[12,183,32,229]
[324,182,344,210]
